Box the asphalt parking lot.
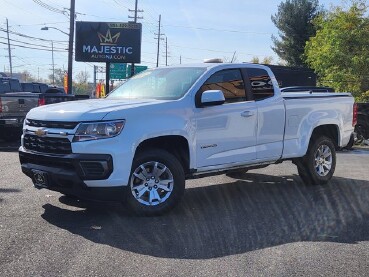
[0,140,368,277]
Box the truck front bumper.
[19,147,126,201]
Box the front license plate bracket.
[32,170,48,188]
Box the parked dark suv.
[356,103,369,142]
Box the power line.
[32,0,68,16]
[144,22,272,36]
[12,21,67,27]
[0,28,68,43]
[0,41,67,52]
[0,36,67,50]
[112,0,130,10]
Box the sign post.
[105,62,110,95]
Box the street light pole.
[67,0,75,95]
[51,41,55,85]
[40,1,74,93]
[41,26,69,36]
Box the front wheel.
[297,136,336,185]
[125,149,185,216]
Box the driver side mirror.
[200,90,225,107]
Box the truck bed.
[282,92,354,158]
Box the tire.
[355,124,367,144]
[125,149,185,216]
[296,136,336,185]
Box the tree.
[75,70,90,84]
[271,0,321,67]
[305,1,369,99]
[21,70,37,82]
[48,68,65,86]
[74,70,91,95]
[250,56,260,64]
[250,56,274,64]
[262,56,274,65]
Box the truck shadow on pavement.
[41,173,369,259]
[0,188,22,203]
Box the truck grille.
[23,134,72,154]
[27,119,79,129]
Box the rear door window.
[245,68,274,101]
[199,69,246,103]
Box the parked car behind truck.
[355,103,369,143]
[19,63,355,215]
[0,77,88,141]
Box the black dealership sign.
[75,21,142,63]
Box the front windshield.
[107,67,206,100]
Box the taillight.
[353,103,358,127]
[38,98,46,106]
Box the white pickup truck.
[19,63,356,215]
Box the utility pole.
[180,55,182,64]
[6,18,13,77]
[162,36,171,66]
[128,0,143,77]
[231,51,237,63]
[155,15,164,67]
[51,41,55,85]
[67,0,75,94]
[165,36,168,66]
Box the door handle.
[241,111,254,117]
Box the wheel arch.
[135,135,190,174]
[310,124,340,149]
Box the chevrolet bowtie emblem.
[35,128,47,137]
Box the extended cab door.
[244,67,285,161]
[194,68,257,168]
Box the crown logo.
[98,29,120,46]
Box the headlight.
[73,120,125,142]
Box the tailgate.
[43,93,75,105]
[0,93,39,123]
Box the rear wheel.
[125,149,185,216]
[355,124,368,144]
[297,136,336,185]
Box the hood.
[26,98,165,121]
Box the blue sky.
[0,0,349,82]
